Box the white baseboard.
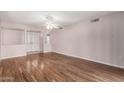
[53,51,124,69]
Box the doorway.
[26,31,43,54]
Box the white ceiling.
[0,11,116,29]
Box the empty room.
[0,11,124,82]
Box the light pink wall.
[0,22,42,59]
[1,45,26,59]
[1,29,25,45]
[0,30,1,61]
[51,12,124,68]
[0,29,26,59]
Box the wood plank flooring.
[0,52,124,82]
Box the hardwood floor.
[0,52,124,82]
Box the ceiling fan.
[44,15,63,30]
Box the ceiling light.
[44,15,63,30]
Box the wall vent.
[90,18,100,23]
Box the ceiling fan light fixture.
[43,15,63,30]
